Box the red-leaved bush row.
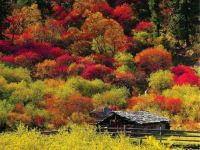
[0,41,65,59]
[128,95,182,114]
[52,2,134,26]
[171,65,200,86]
[155,96,182,114]
[134,21,154,32]
[82,64,113,80]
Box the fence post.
[97,125,101,133]
[159,126,162,144]
[139,138,142,147]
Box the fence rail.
[96,126,200,137]
[41,127,200,148]
[41,127,200,139]
[96,126,200,148]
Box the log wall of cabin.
[98,114,169,130]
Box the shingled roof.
[99,111,169,124]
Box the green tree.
[0,0,11,39]
[169,0,199,46]
[93,87,130,108]
[16,0,32,6]
[148,0,161,37]
[149,70,173,92]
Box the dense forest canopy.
[0,0,199,131]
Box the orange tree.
[134,47,172,75]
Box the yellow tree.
[81,12,127,56]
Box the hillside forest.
[0,0,199,131]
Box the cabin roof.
[98,111,170,125]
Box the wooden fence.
[41,127,200,148]
[96,126,200,138]
[96,126,200,148]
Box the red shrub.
[154,95,166,109]
[155,96,182,114]
[174,73,200,86]
[10,42,66,60]
[56,53,76,66]
[82,64,113,80]
[53,6,65,13]
[171,65,195,77]
[15,51,40,66]
[92,54,115,67]
[59,12,68,20]
[53,6,66,20]
[165,97,182,114]
[124,36,135,52]
[64,9,81,25]
[54,9,67,21]
[101,2,113,16]
[171,65,199,86]
[21,32,32,40]
[1,55,15,64]
[134,21,154,32]
[112,3,133,24]
[0,40,15,53]
[16,31,33,44]
[19,42,53,58]
[34,115,45,127]
[50,47,65,58]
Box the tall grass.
[0,124,171,150]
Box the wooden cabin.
[97,111,170,130]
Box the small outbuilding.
[97,111,170,130]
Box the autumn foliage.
[171,65,200,86]
[155,96,182,114]
[82,64,113,80]
[64,95,94,116]
[134,48,172,74]
[112,3,133,24]
[0,0,199,131]
[128,96,145,109]
[134,21,154,32]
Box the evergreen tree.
[149,0,161,37]
[169,0,199,46]
[0,0,11,39]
